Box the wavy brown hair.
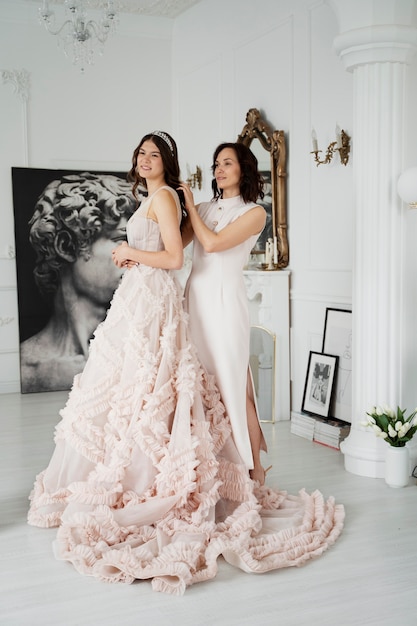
[211,142,264,203]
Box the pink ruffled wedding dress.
[28,186,344,595]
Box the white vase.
[384,445,410,488]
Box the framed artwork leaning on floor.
[322,307,352,423]
[12,167,145,393]
[302,351,339,419]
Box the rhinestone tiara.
[152,131,174,155]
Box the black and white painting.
[12,167,144,393]
[302,351,339,419]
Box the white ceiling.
[30,1,202,19]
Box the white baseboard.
[0,381,20,394]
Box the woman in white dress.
[179,142,269,485]
[28,132,344,595]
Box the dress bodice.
[126,186,181,252]
[191,196,261,287]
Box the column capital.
[334,24,417,70]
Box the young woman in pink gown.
[28,132,344,596]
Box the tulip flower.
[364,405,417,447]
[388,425,398,438]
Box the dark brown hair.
[128,131,187,229]
[211,142,264,203]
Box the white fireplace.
[244,270,291,422]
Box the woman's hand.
[177,182,196,214]
[111,241,133,268]
[178,182,197,248]
[124,260,139,269]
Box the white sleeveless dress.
[184,195,265,467]
[28,186,345,595]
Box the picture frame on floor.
[322,307,352,423]
[302,351,339,419]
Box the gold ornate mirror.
[237,108,288,268]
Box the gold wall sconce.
[311,126,351,166]
[186,165,203,190]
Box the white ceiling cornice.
[28,0,202,18]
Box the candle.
[311,129,318,152]
[273,236,278,265]
[265,240,272,265]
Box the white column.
[332,20,417,477]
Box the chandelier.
[39,1,118,72]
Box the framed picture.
[12,167,143,394]
[302,351,339,419]
[322,308,352,423]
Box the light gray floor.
[1,391,416,626]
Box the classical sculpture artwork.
[16,171,140,393]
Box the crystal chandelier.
[39,1,118,72]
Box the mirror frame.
[237,108,288,268]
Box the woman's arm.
[178,182,266,253]
[112,189,183,270]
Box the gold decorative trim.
[237,108,288,269]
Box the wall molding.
[290,291,352,306]
[1,68,30,102]
[0,245,15,260]
[0,317,14,327]
[1,68,30,166]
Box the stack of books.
[313,416,350,449]
[289,412,316,441]
[290,412,350,450]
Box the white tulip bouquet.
[362,405,417,447]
